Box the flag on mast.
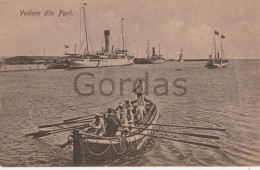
[215,31,219,35]
[221,35,225,39]
[83,3,87,5]
[65,45,69,48]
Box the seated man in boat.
[117,103,127,116]
[134,97,147,123]
[106,108,121,137]
[124,100,134,127]
[124,100,133,115]
[89,113,105,136]
[126,109,135,128]
[113,108,120,120]
[116,112,130,136]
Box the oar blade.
[38,123,61,129]
[183,133,220,140]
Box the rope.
[85,140,112,156]
[130,134,137,151]
[87,90,135,109]
[112,137,127,155]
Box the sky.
[0,0,259,59]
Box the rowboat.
[71,98,160,165]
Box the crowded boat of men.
[81,80,146,137]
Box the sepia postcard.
[0,0,259,167]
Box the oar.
[63,116,94,123]
[124,126,219,140]
[132,132,220,149]
[26,124,89,138]
[63,114,95,123]
[133,123,226,131]
[38,120,92,128]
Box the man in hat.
[90,113,105,136]
[135,97,146,123]
[124,100,133,111]
[106,108,121,137]
[134,80,145,99]
[124,100,134,127]
[117,110,130,136]
[117,103,127,116]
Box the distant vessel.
[206,31,228,69]
[0,56,64,72]
[178,48,184,63]
[0,63,48,72]
[66,4,134,69]
[134,41,165,64]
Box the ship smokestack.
[104,30,110,52]
[152,47,155,56]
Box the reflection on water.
[0,59,259,166]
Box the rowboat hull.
[71,99,160,165]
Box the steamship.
[66,30,134,69]
[65,5,134,69]
[134,46,165,64]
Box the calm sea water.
[0,59,259,166]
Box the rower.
[135,97,146,123]
[118,103,127,116]
[116,112,130,136]
[124,100,133,113]
[106,108,121,137]
[90,113,105,136]
[124,100,134,127]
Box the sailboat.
[205,31,228,69]
[65,4,134,69]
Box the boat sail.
[205,31,228,69]
[65,4,134,69]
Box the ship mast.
[147,39,150,58]
[220,34,225,60]
[121,18,124,52]
[159,42,160,58]
[214,33,216,60]
[83,4,88,54]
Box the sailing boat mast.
[214,33,216,60]
[159,42,160,58]
[147,39,150,58]
[83,4,88,54]
[121,18,124,52]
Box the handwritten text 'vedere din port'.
[19,10,73,17]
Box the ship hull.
[149,59,166,64]
[206,60,229,69]
[134,58,165,64]
[68,58,134,69]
